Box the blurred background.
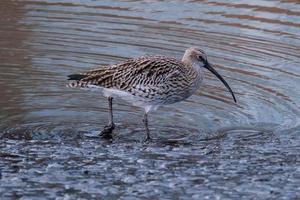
[0,0,300,199]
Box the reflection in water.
[0,0,300,199]
[0,0,30,130]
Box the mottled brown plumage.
[68,55,199,104]
[67,47,236,141]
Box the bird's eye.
[198,55,204,61]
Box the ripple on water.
[1,0,300,199]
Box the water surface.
[1,0,300,199]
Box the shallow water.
[1,0,300,199]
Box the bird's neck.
[181,54,192,66]
[191,63,204,85]
[181,59,204,89]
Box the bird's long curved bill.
[204,62,237,103]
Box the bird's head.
[183,47,208,67]
[183,47,237,103]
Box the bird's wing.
[67,56,187,91]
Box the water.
[1,0,300,199]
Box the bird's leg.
[100,97,115,139]
[108,96,115,128]
[143,112,152,142]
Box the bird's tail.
[68,74,87,81]
[66,74,88,88]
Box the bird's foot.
[143,135,153,143]
[99,123,115,139]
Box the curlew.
[67,47,236,142]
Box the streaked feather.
[67,55,200,103]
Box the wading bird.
[67,47,236,142]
